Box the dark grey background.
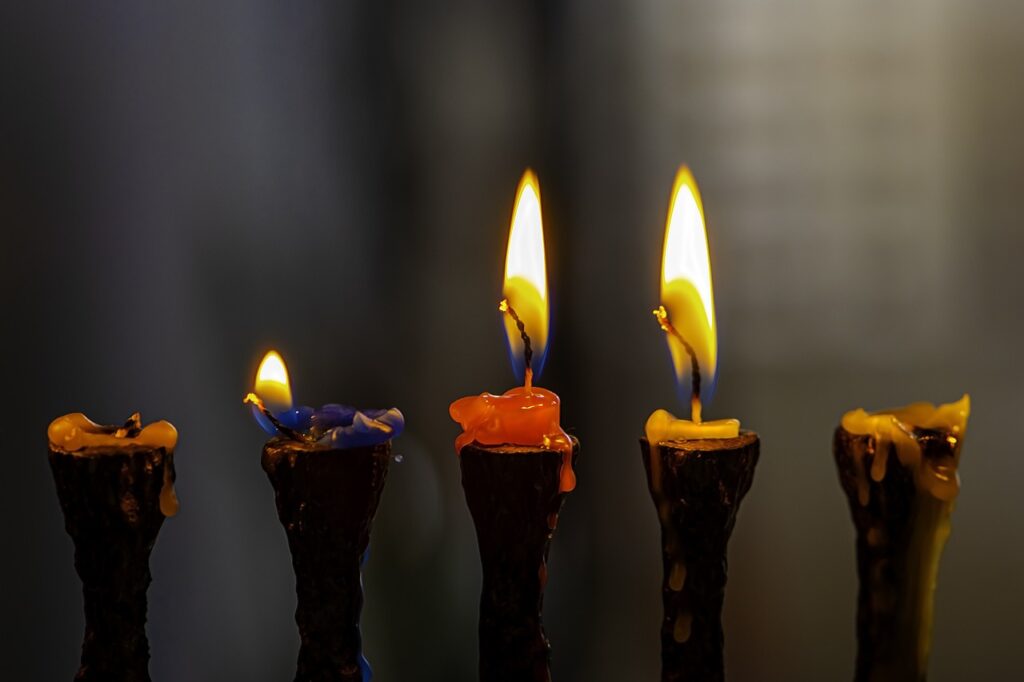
[2,2,1021,680]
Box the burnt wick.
[654,305,702,404]
[500,298,534,387]
[244,393,320,444]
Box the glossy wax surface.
[450,384,575,492]
[48,412,178,453]
[645,393,740,446]
[841,394,970,503]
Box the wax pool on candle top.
[841,394,970,504]
[645,404,740,445]
[47,412,179,516]
[246,350,404,449]
[450,381,575,493]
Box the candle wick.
[108,412,142,438]
[499,298,533,387]
[243,393,319,444]
[653,306,702,418]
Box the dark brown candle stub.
[641,432,759,682]
[48,412,178,682]
[49,444,176,682]
[460,439,580,682]
[263,438,391,682]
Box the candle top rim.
[841,394,970,436]
[458,437,580,455]
[263,435,392,454]
[642,429,758,449]
[47,412,178,454]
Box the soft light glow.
[502,169,549,381]
[660,166,718,399]
[254,350,293,414]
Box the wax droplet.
[673,611,693,643]
[668,562,687,592]
[866,527,884,547]
[539,562,548,588]
[159,460,179,517]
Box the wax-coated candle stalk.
[640,434,758,682]
[263,438,390,682]
[461,440,579,682]
[247,349,401,682]
[833,398,969,682]
[48,414,177,682]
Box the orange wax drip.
[450,378,575,493]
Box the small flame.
[660,166,718,403]
[254,350,293,414]
[502,169,549,382]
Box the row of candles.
[47,167,969,682]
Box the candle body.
[834,395,969,682]
[460,440,579,682]
[450,386,575,492]
[263,438,390,682]
[48,444,175,682]
[640,433,759,682]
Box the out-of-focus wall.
[1,2,1021,680]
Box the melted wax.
[47,412,179,517]
[450,381,575,493]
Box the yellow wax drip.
[841,394,970,505]
[48,412,179,517]
[841,394,970,674]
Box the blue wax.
[251,398,404,448]
[323,407,405,449]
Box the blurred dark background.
[2,2,1022,680]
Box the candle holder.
[834,423,964,682]
[460,439,580,682]
[49,444,176,682]
[262,438,390,682]
[640,433,759,682]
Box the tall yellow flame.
[502,170,549,375]
[254,350,293,414]
[660,166,718,392]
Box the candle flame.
[660,166,718,404]
[254,350,293,414]
[503,169,549,382]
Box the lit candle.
[47,412,179,681]
[640,166,759,682]
[449,169,579,682]
[245,350,404,682]
[834,395,970,682]
[245,349,404,448]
